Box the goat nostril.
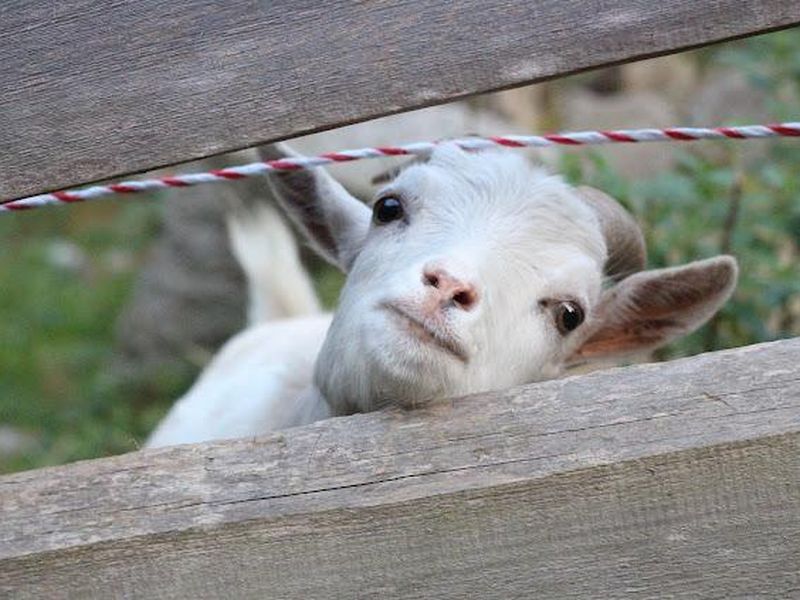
[453,289,477,310]
[423,268,478,310]
[423,272,440,288]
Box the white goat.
[147,142,737,447]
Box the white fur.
[148,143,734,448]
[315,146,605,414]
[146,315,332,447]
[147,146,604,447]
[226,204,320,324]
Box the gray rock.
[0,426,40,458]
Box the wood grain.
[2,1,799,200]
[1,338,799,598]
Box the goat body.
[148,144,737,448]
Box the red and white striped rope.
[3,121,799,214]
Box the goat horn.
[576,186,646,281]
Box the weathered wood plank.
[1,338,799,598]
[2,1,799,200]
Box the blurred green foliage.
[0,201,175,473]
[560,29,800,359]
[0,199,345,474]
[1,30,798,473]
[562,144,800,360]
[716,29,800,119]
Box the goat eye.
[555,301,584,334]
[373,196,404,224]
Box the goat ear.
[571,255,738,361]
[260,143,371,272]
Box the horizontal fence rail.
[2,0,800,200]
[1,339,798,598]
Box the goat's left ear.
[571,255,738,361]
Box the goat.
[146,142,737,447]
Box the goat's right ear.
[570,255,738,361]
[260,143,371,272]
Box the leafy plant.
[561,30,800,358]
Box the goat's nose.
[422,267,479,311]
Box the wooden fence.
[3,0,800,200]
[2,340,799,597]
[1,1,799,598]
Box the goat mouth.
[381,303,469,363]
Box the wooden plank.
[2,1,799,201]
[1,339,799,598]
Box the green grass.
[0,196,347,474]
[0,199,193,473]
